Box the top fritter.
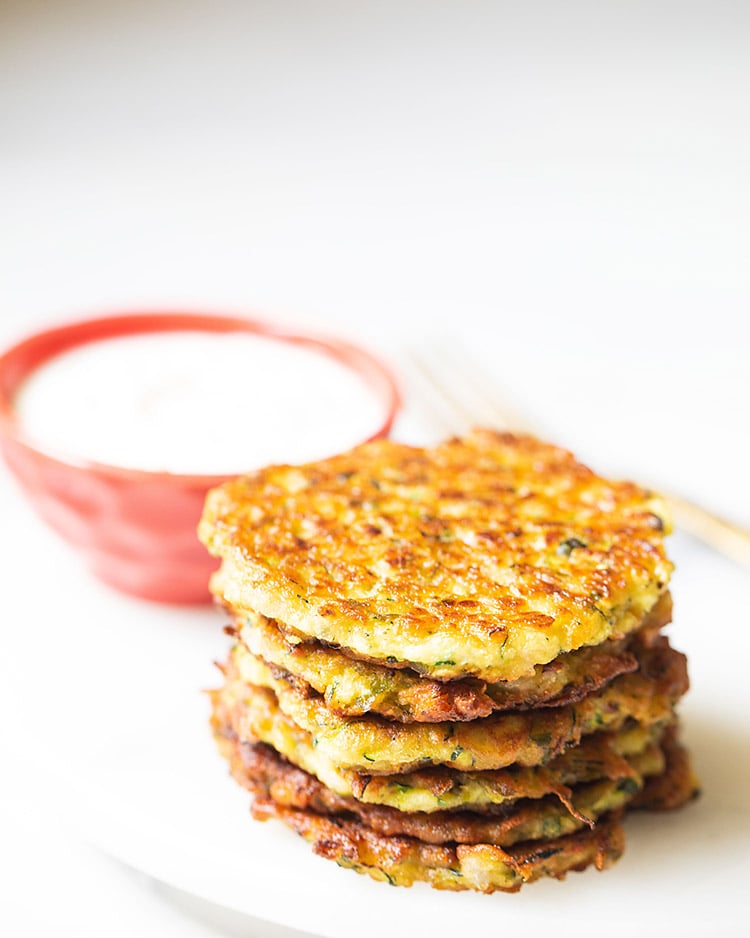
[199,430,672,683]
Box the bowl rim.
[0,310,401,483]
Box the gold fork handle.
[667,493,750,572]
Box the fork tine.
[408,349,473,435]
[413,337,539,435]
[445,336,540,435]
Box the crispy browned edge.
[211,726,694,892]
[221,635,689,776]
[249,798,626,892]
[233,592,672,723]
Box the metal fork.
[409,339,750,572]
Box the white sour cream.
[15,331,388,474]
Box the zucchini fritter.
[251,798,627,893]
[229,637,687,774]
[200,430,673,682]
[212,676,665,813]
[237,591,671,722]
[202,428,696,892]
[217,731,665,846]
[213,721,694,892]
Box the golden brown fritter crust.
[200,430,673,682]
[237,592,672,722]
[248,797,626,892]
[227,637,688,774]
[216,729,664,846]
[210,721,693,892]
[212,677,663,814]
[347,725,658,814]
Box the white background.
[1,2,749,936]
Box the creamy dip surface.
[15,331,387,474]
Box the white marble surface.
[1,2,749,936]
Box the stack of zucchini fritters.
[200,430,697,893]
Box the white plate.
[2,462,749,938]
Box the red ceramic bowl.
[0,312,400,603]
